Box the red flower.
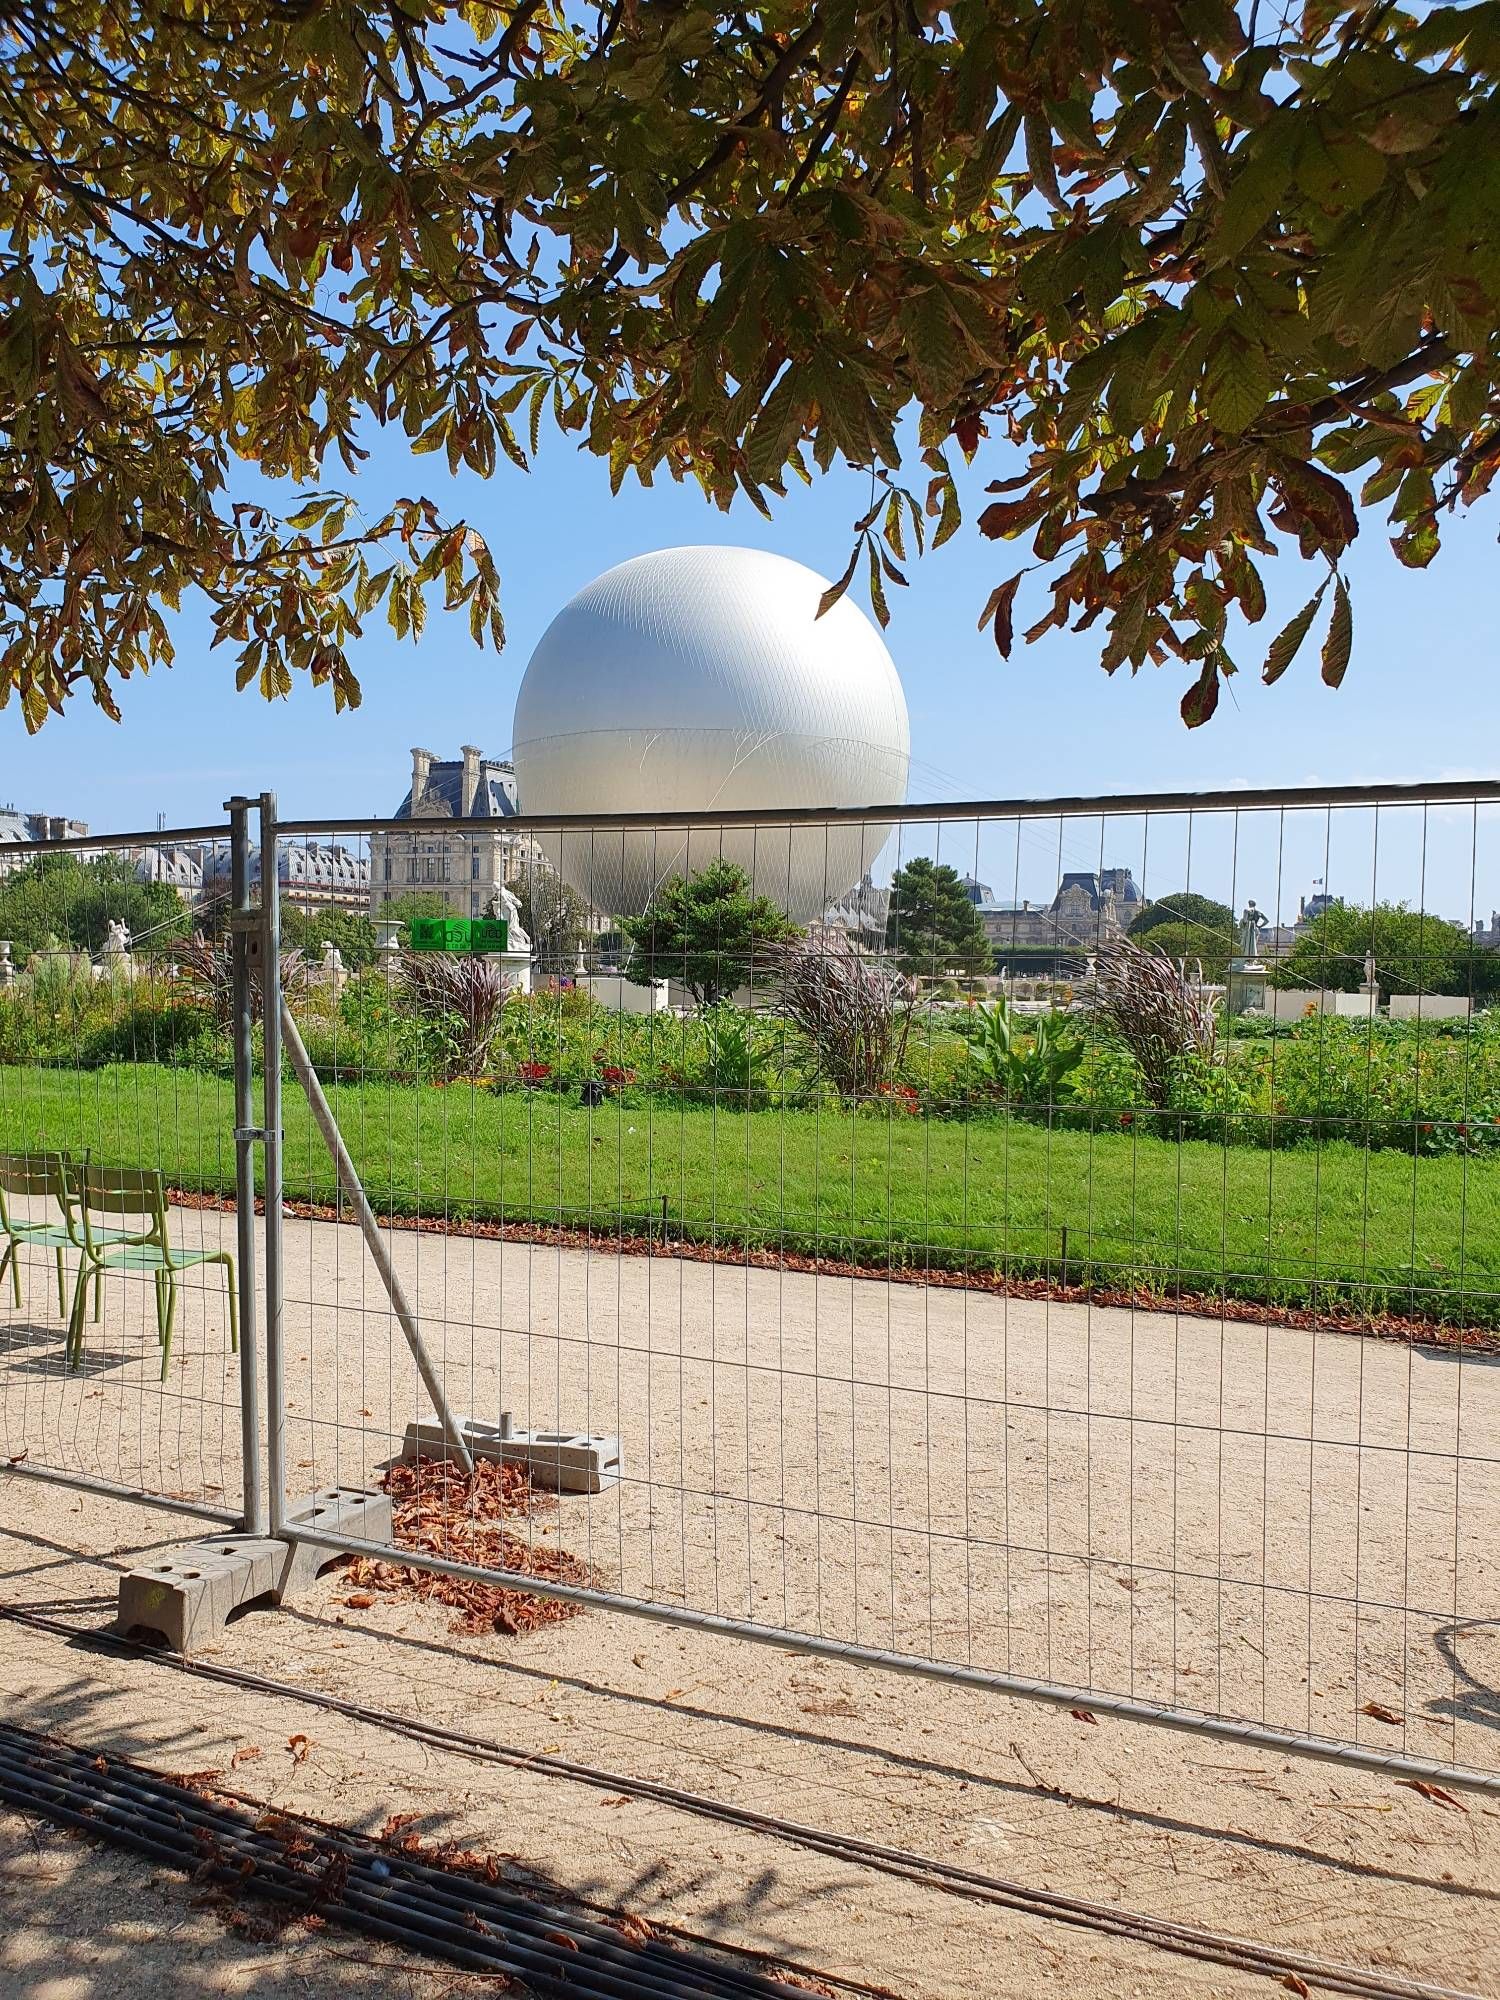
[1120,1112,1135,1127]
[877,1083,919,1113]
[516,1060,552,1085]
[600,1065,635,1087]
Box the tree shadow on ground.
[0,1668,853,2000]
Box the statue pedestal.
[493,948,531,996]
[1226,958,1267,1016]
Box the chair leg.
[55,1247,66,1317]
[153,1271,168,1347]
[0,1242,16,1309]
[93,1263,103,1324]
[222,1258,238,1354]
[65,1261,90,1369]
[160,1274,178,1379]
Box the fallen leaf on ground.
[1070,1709,1098,1725]
[229,1745,262,1769]
[344,1594,375,1610]
[345,1456,589,1639]
[287,1733,312,1764]
[1398,1779,1467,1812]
[1361,1701,1403,1725]
[1282,1976,1310,1996]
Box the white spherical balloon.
[511,546,910,918]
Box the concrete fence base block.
[401,1418,621,1494]
[116,1486,393,1652]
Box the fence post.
[258,792,287,1536]
[226,798,265,1536]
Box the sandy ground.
[2,1210,1499,1996]
[0,1807,500,1999]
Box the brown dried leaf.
[287,1733,312,1765]
[229,1745,263,1769]
[1360,1701,1403,1725]
[1398,1779,1467,1811]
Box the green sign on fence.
[408,916,509,954]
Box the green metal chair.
[0,1152,77,1317]
[67,1165,237,1379]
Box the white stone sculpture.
[487,885,530,953]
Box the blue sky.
[5,418,1496,921]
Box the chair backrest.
[71,1165,166,1250]
[0,1152,67,1230]
[0,1152,66,1198]
[0,1152,68,1224]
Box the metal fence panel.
[251,783,1500,1784]
[0,816,255,1523]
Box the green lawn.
[3,1062,1497,1324]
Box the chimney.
[410,747,433,811]
[460,744,482,819]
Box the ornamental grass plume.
[766,931,914,1102]
[401,951,512,1081]
[1092,936,1219,1111]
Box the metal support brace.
[277,997,475,1477]
[224,797,265,1536]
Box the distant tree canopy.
[280,904,377,970]
[1137,919,1233,984]
[1129,893,1236,942]
[0,854,187,963]
[372,890,452,941]
[5,4,1498,731]
[620,860,799,1007]
[1270,900,1480,997]
[886,857,993,977]
[518,873,593,977]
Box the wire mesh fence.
[252,781,1499,1783]
[0,821,248,1521]
[0,784,1496,1781]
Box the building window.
[439,855,449,882]
[471,850,480,880]
[408,858,418,883]
[471,892,481,917]
[383,853,391,882]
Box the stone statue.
[0,941,12,987]
[486,884,530,953]
[103,918,131,956]
[1362,949,1378,990]
[1237,901,1264,960]
[320,941,344,973]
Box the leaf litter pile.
[344,1454,591,1638]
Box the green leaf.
[1320,580,1352,687]
[745,370,802,486]
[1211,120,1297,259]
[1261,584,1328,685]
[1204,331,1271,433]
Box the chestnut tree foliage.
[3,0,1498,731]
